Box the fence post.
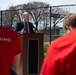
[1,11,2,27]
[50,6,52,43]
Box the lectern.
[19,33,44,75]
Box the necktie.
[25,22,28,33]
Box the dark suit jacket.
[16,21,35,33]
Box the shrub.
[44,42,49,56]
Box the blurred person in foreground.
[16,11,37,34]
[40,13,76,75]
[0,26,22,75]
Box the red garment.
[40,29,76,75]
[0,27,22,67]
[0,53,9,75]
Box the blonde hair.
[63,13,76,31]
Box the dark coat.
[16,21,35,33]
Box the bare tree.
[8,6,21,26]
[2,2,68,32]
[1,6,18,28]
[51,7,69,34]
[23,1,50,30]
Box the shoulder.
[28,22,33,25]
[51,30,76,49]
[16,21,23,25]
[1,27,18,35]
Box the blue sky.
[0,0,76,10]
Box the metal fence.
[0,4,76,42]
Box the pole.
[1,11,2,27]
[50,6,52,43]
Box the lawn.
[44,42,50,56]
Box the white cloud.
[10,0,28,5]
[0,2,10,10]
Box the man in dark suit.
[16,12,36,34]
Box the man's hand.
[20,28,26,34]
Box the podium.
[19,33,44,75]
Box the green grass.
[44,42,50,56]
